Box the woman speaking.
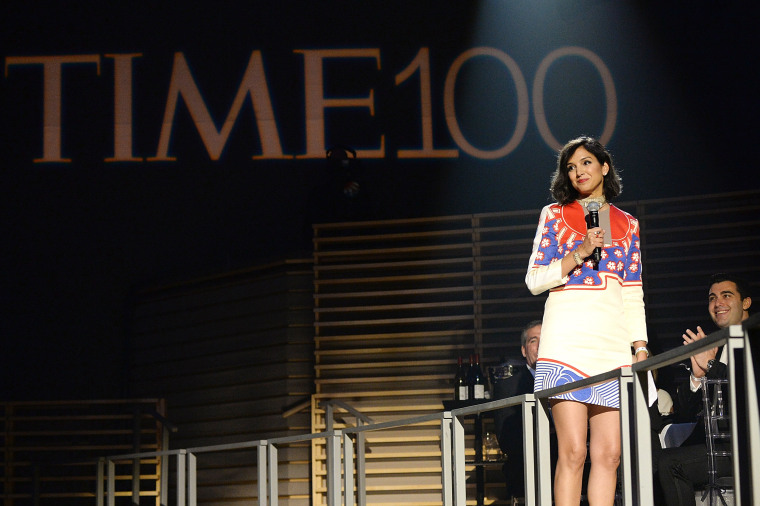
[526,136,649,505]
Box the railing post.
[740,323,760,505]
[96,458,104,506]
[451,414,466,506]
[728,324,760,505]
[268,442,279,506]
[324,403,334,506]
[176,451,186,506]
[343,432,355,506]
[320,399,373,506]
[618,368,634,506]
[440,412,452,506]
[325,403,334,432]
[356,429,367,506]
[107,459,115,506]
[326,430,342,506]
[257,442,268,506]
[535,396,552,506]
[187,452,196,506]
[632,367,654,506]
[161,425,170,506]
[521,395,536,506]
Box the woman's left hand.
[633,341,648,363]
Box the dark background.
[2,1,756,400]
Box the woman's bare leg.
[551,400,588,506]
[587,405,621,505]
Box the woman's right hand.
[579,227,604,258]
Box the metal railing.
[0,399,171,506]
[90,407,177,506]
[623,315,759,506]
[322,399,374,506]
[98,315,758,506]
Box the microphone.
[587,201,601,268]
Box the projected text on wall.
[5,46,616,163]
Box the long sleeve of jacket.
[674,361,728,423]
[525,205,570,295]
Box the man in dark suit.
[657,273,752,505]
[493,319,542,499]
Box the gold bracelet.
[572,251,583,266]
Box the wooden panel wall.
[0,399,164,506]
[129,260,315,506]
[633,191,760,348]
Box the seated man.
[493,319,547,498]
[657,273,752,506]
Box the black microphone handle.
[588,208,601,265]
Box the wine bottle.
[467,353,486,400]
[454,356,468,400]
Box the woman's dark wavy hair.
[549,136,622,205]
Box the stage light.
[326,145,360,198]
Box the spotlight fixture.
[326,145,360,198]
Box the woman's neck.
[576,194,607,209]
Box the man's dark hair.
[709,272,752,301]
[520,319,543,348]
